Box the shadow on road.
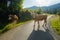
[27,30,54,40]
[27,25,54,40]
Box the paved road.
[0,15,55,40]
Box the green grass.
[50,16,60,35]
[0,20,32,33]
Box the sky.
[23,0,60,8]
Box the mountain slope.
[26,3,60,13]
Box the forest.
[0,0,33,32]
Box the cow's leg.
[37,21,40,30]
[33,20,36,30]
[42,19,47,27]
[44,19,47,26]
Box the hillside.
[26,3,60,13]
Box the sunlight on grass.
[0,20,32,33]
[0,22,24,33]
[50,16,60,35]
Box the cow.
[33,14,47,30]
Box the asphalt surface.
[0,15,55,40]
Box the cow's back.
[34,14,47,21]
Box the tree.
[53,8,57,14]
[7,0,24,16]
[46,8,49,13]
[37,7,42,14]
[19,10,32,21]
[0,0,24,29]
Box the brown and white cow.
[33,14,47,30]
[8,14,18,27]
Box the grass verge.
[50,16,60,35]
[0,20,32,33]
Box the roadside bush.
[50,16,60,35]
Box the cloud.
[23,0,60,8]
[35,0,60,6]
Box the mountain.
[28,6,38,10]
[47,3,60,13]
[49,3,60,9]
[25,6,39,11]
[26,3,60,14]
